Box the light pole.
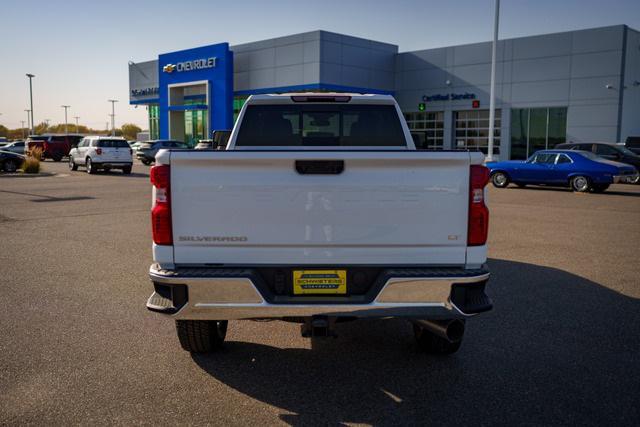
[24,109,31,135]
[26,74,35,135]
[20,121,26,139]
[486,0,500,162]
[108,99,118,136]
[74,116,80,133]
[61,105,70,134]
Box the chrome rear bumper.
[614,173,639,183]
[147,264,491,320]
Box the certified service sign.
[163,57,216,73]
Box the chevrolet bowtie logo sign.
[162,57,216,74]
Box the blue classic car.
[487,150,639,193]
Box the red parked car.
[25,134,84,161]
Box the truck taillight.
[150,165,172,245]
[96,148,102,155]
[468,165,490,246]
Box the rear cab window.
[235,104,407,147]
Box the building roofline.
[131,24,639,64]
[399,24,636,54]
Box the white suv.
[69,136,133,174]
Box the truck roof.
[246,93,396,105]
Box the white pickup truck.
[146,93,492,355]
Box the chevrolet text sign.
[163,57,216,73]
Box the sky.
[1,0,639,131]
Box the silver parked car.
[1,141,26,154]
[136,140,187,165]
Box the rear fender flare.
[566,172,594,185]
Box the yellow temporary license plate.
[293,270,347,295]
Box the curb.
[0,172,57,178]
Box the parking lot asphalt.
[1,160,639,426]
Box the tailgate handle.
[295,160,344,175]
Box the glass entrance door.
[184,102,207,147]
[168,83,209,147]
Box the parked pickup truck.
[146,93,492,355]
[25,134,83,161]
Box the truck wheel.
[141,159,151,166]
[491,172,509,188]
[413,322,463,355]
[570,175,590,192]
[122,165,132,174]
[69,157,78,171]
[86,157,97,174]
[175,320,228,353]
[52,153,63,162]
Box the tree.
[34,122,48,135]
[0,125,8,138]
[120,123,142,140]
[8,128,25,140]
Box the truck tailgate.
[169,151,474,265]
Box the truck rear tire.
[175,320,228,353]
[413,322,463,355]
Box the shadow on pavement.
[96,171,149,178]
[192,259,640,425]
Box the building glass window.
[403,111,444,149]
[510,107,567,160]
[547,107,568,148]
[148,105,159,140]
[454,109,501,154]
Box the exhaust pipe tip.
[446,319,465,342]
[413,319,465,343]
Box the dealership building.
[128,24,640,159]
